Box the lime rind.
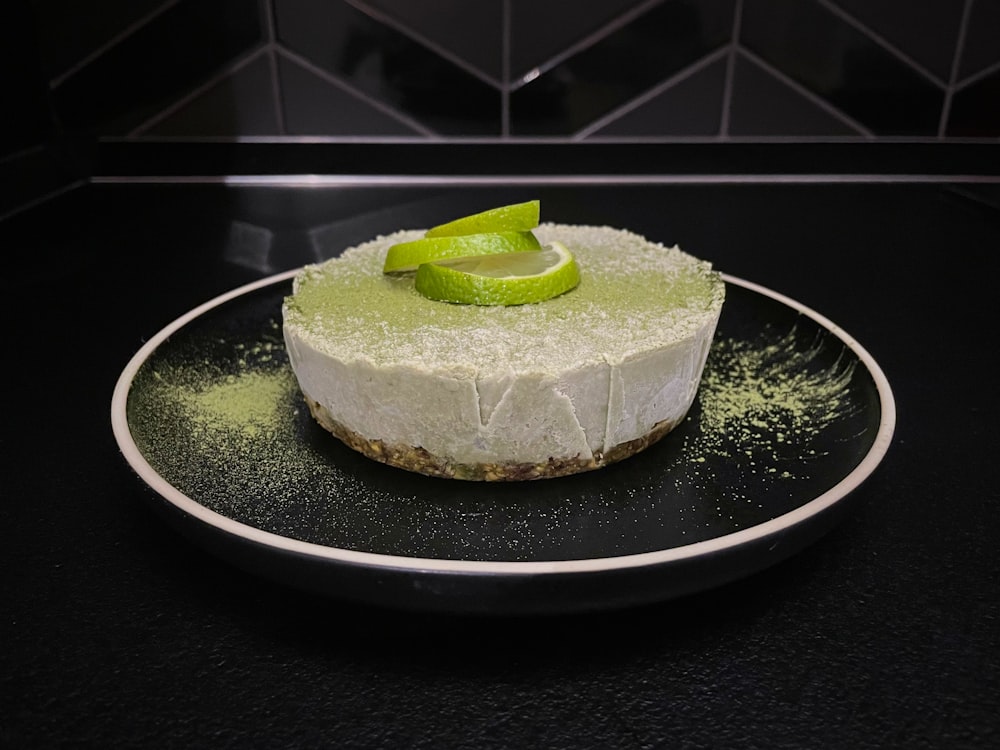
[424,200,540,238]
[383,231,541,274]
[414,241,581,306]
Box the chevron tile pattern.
[36,0,1000,140]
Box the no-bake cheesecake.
[282,222,725,480]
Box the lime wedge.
[424,200,540,238]
[414,241,580,306]
[383,231,541,273]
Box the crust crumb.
[304,396,675,481]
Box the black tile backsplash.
[728,51,862,136]
[948,67,1000,138]
[32,0,168,82]
[958,0,1000,82]
[13,0,1000,146]
[585,52,729,137]
[510,0,734,136]
[507,0,656,82]
[829,0,966,83]
[5,0,53,155]
[50,0,263,135]
[740,0,945,136]
[143,52,281,136]
[275,0,501,135]
[276,51,424,136]
[361,0,505,84]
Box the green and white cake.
[282,221,725,481]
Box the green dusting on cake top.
[283,224,725,371]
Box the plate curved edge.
[111,270,897,578]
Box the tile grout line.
[738,47,874,137]
[261,0,286,136]
[509,0,666,91]
[939,0,974,138]
[719,0,745,138]
[954,57,1000,91]
[50,0,183,88]
[501,0,511,138]
[572,47,730,141]
[128,44,272,137]
[818,0,947,90]
[0,142,47,167]
[0,179,88,225]
[344,0,503,90]
[273,47,440,138]
[91,174,1000,187]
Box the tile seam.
[49,0,184,88]
[344,0,503,90]
[736,47,873,137]
[128,43,272,137]
[274,47,439,138]
[261,0,286,135]
[955,57,1000,92]
[501,0,512,138]
[90,174,1000,187]
[719,0,746,138]
[572,47,731,141]
[509,0,666,90]
[939,0,975,137]
[819,0,948,89]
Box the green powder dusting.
[178,369,292,441]
[682,327,858,484]
[130,329,332,513]
[284,223,725,372]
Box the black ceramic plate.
[112,272,895,614]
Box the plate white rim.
[111,271,896,577]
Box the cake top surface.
[282,223,725,374]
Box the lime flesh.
[414,241,580,306]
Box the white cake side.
[281,223,725,479]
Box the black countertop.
[3,147,999,748]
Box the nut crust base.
[304,396,677,481]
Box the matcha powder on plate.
[685,327,859,482]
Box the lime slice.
[414,241,580,306]
[424,200,540,238]
[383,231,542,274]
